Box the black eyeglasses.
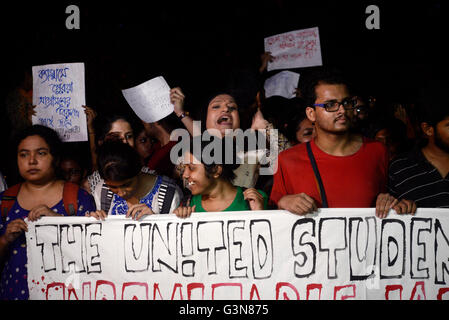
[313,98,357,112]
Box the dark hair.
[133,118,146,137]
[15,125,63,170]
[97,141,142,182]
[186,135,240,183]
[301,68,353,107]
[157,112,184,133]
[60,142,88,170]
[93,112,137,147]
[416,81,449,127]
[196,92,243,131]
[285,100,309,143]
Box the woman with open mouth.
[196,92,270,190]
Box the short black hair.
[157,112,184,133]
[97,141,142,182]
[285,99,309,143]
[301,68,352,107]
[186,135,240,183]
[416,81,449,127]
[15,124,63,169]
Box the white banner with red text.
[25,209,449,300]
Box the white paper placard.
[264,27,323,71]
[32,62,88,142]
[264,71,300,99]
[122,76,174,123]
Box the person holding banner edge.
[388,81,449,208]
[174,136,268,218]
[0,125,96,300]
[86,141,182,220]
[270,69,417,218]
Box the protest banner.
[26,208,449,300]
[32,62,87,142]
[122,76,174,123]
[264,27,323,71]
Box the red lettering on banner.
[276,282,300,300]
[67,284,78,300]
[95,280,116,300]
[153,283,163,300]
[122,282,148,300]
[46,282,65,300]
[187,283,204,300]
[437,288,449,300]
[279,42,295,50]
[249,284,261,300]
[410,282,426,300]
[334,285,356,300]
[307,284,323,300]
[171,283,183,300]
[211,283,243,300]
[385,285,403,300]
[82,282,91,300]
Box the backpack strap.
[63,182,79,216]
[1,183,22,223]
[157,176,177,214]
[100,183,114,213]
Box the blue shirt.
[0,188,96,300]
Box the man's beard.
[434,128,449,154]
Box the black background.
[0,0,447,182]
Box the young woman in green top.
[174,136,268,218]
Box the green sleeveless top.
[189,186,268,212]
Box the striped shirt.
[388,147,449,208]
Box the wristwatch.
[177,112,186,119]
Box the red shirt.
[270,137,388,208]
[146,140,177,177]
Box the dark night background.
[0,0,446,184]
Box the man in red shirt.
[270,70,416,218]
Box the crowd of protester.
[0,51,448,300]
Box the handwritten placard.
[122,76,174,123]
[264,27,323,71]
[264,71,300,99]
[26,208,449,300]
[32,63,87,142]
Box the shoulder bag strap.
[306,141,328,208]
[158,176,177,214]
[100,183,114,213]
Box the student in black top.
[388,83,449,208]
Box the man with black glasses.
[270,69,416,218]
